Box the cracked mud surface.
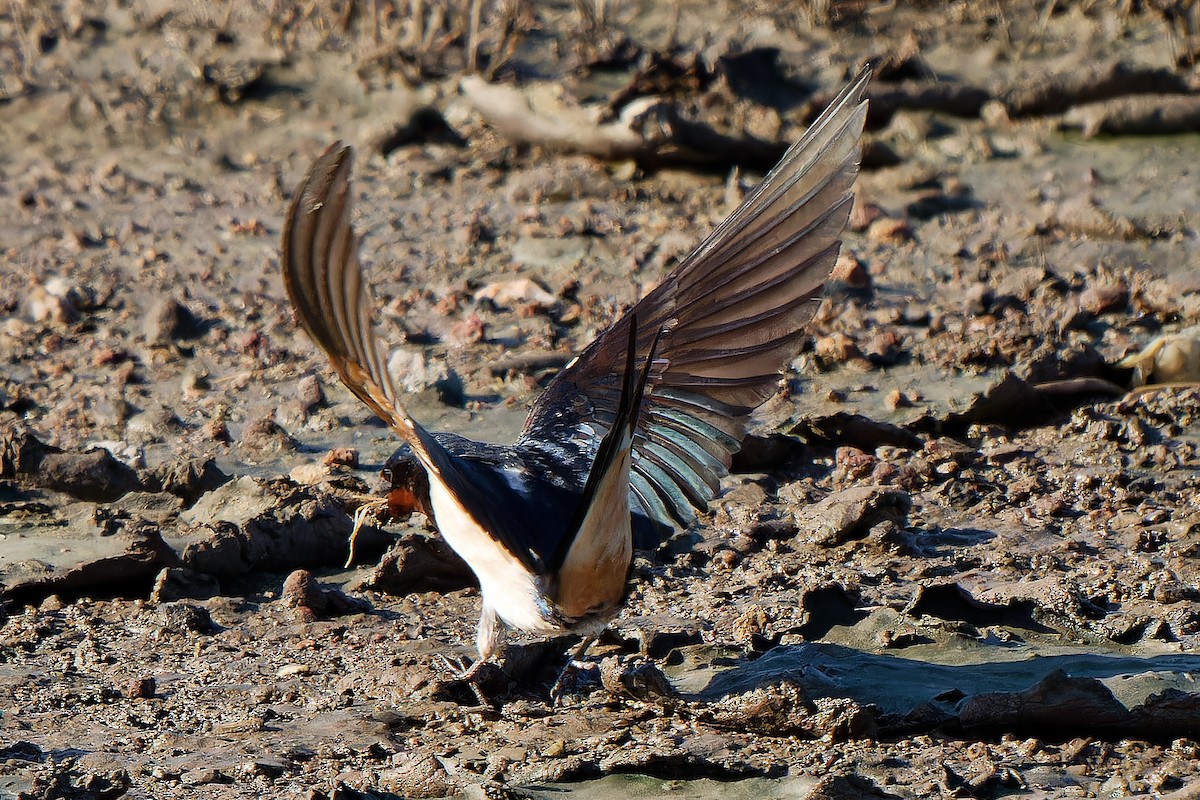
[2,1,1200,798]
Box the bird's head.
[381,445,432,519]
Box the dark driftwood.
[461,75,650,161]
[462,76,835,173]
[803,81,991,128]
[1000,61,1191,117]
[1065,94,1200,137]
[864,81,992,124]
[488,351,572,377]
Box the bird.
[281,65,870,697]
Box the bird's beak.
[387,485,423,517]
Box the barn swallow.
[281,66,870,696]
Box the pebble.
[866,216,912,244]
[158,602,215,635]
[123,676,156,699]
[277,662,312,678]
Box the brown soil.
[2,1,1200,798]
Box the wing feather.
[281,144,447,471]
[520,66,872,531]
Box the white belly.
[426,476,562,635]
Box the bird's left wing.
[519,66,871,533]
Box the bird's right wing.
[520,66,871,531]
[281,143,446,473]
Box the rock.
[1078,279,1128,316]
[26,277,80,324]
[178,477,352,579]
[792,486,912,546]
[359,531,474,595]
[276,662,312,678]
[147,456,230,506]
[701,682,814,736]
[473,278,557,310]
[297,374,324,414]
[598,656,675,701]
[814,332,863,365]
[122,676,156,699]
[866,216,911,244]
[323,448,358,469]
[240,417,298,453]
[107,491,183,526]
[149,567,221,603]
[280,569,371,622]
[958,670,1129,733]
[0,519,177,605]
[142,297,204,344]
[0,423,143,502]
[1128,689,1200,738]
[807,774,905,800]
[378,753,457,799]
[830,251,871,290]
[158,602,215,635]
[809,696,880,741]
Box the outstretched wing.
[520,66,872,530]
[281,143,447,472]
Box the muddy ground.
[2,1,1200,798]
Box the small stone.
[282,569,318,608]
[866,216,912,244]
[473,278,556,310]
[27,277,80,325]
[598,656,675,701]
[830,251,870,289]
[793,486,912,547]
[143,297,203,345]
[849,198,884,231]
[150,567,221,603]
[158,602,215,635]
[297,374,324,414]
[885,388,911,409]
[1079,279,1128,316]
[814,332,862,364]
[240,416,297,453]
[379,753,457,798]
[39,594,65,612]
[835,446,877,480]
[276,662,312,678]
[123,676,156,699]
[323,447,359,469]
[282,568,371,621]
[181,768,229,786]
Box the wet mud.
[2,1,1200,798]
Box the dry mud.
[2,1,1200,798]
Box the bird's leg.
[435,603,507,705]
[465,601,507,679]
[549,633,598,705]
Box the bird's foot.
[549,634,600,706]
[549,658,584,706]
[433,653,491,706]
